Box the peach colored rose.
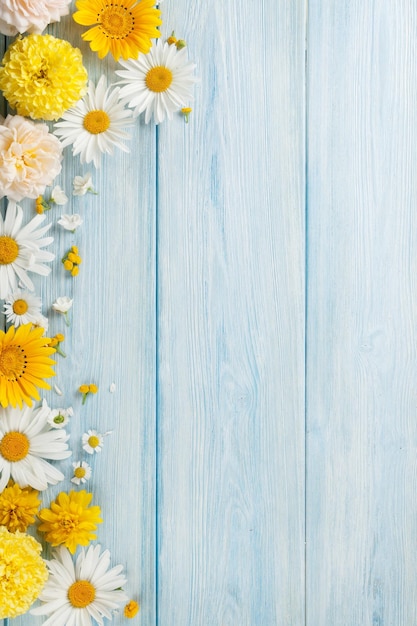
[0,115,63,202]
[0,0,71,35]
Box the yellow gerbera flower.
[0,481,41,533]
[0,324,56,409]
[73,0,162,61]
[38,490,103,554]
[0,526,48,619]
[0,34,88,121]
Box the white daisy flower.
[57,213,83,231]
[82,429,104,454]
[31,545,128,625]
[71,460,92,485]
[54,75,134,168]
[50,185,68,205]
[116,40,197,124]
[72,172,96,196]
[0,401,71,491]
[3,289,42,327]
[47,406,74,429]
[0,201,55,299]
[31,314,49,334]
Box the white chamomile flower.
[47,406,74,429]
[72,172,96,196]
[71,460,92,485]
[0,401,71,491]
[116,40,197,124]
[57,214,83,232]
[31,314,49,334]
[82,429,105,454]
[31,545,129,625]
[54,75,134,168]
[0,201,55,299]
[50,185,68,205]
[3,289,42,327]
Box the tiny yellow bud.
[71,245,79,254]
[49,338,58,347]
[68,252,77,263]
[63,259,73,271]
[36,205,44,214]
[71,266,79,277]
[181,107,192,123]
[55,333,65,342]
[74,255,82,265]
[89,384,98,394]
[167,36,177,45]
[176,39,187,49]
[124,601,140,618]
[79,385,89,394]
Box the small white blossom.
[52,296,73,326]
[51,185,68,205]
[82,429,105,454]
[57,214,83,231]
[71,460,92,485]
[72,173,96,196]
[47,406,74,429]
[31,314,49,334]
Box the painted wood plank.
[1,6,156,626]
[156,1,306,624]
[306,2,417,624]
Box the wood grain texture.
[306,2,417,624]
[156,1,306,624]
[3,6,157,626]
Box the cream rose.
[0,115,63,202]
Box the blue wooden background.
[2,0,417,624]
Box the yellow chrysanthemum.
[73,0,162,61]
[0,34,88,121]
[38,490,103,554]
[0,481,41,533]
[0,323,56,409]
[0,526,48,619]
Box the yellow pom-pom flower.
[0,34,88,121]
[0,526,48,619]
[38,490,103,554]
[0,481,41,533]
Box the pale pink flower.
[0,115,63,202]
[0,0,72,36]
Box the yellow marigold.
[38,490,103,554]
[0,481,41,533]
[0,526,48,619]
[124,600,140,618]
[0,34,88,121]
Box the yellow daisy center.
[74,467,86,479]
[0,236,19,265]
[0,431,30,462]
[12,299,29,315]
[68,580,96,608]
[145,66,173,93]
[88,436,100,448]
[99,5,134,39]
[0,345,26,381]
[83,110,110,134]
